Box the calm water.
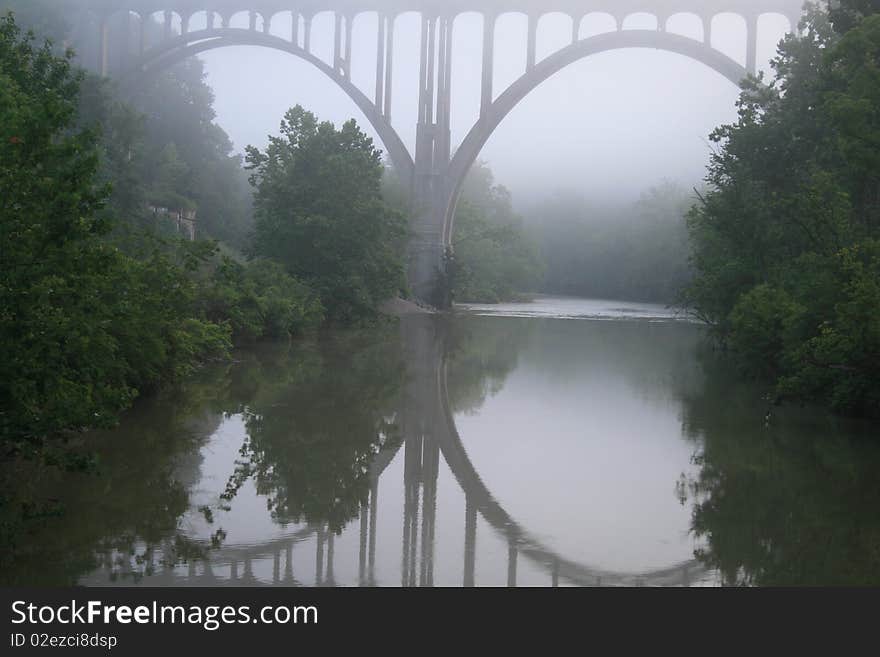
[4,297,879,586]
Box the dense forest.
[0,6,405,471]
[685,1,880,416]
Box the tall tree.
[246,106,407,323]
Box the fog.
[194,11,793,205]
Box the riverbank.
[379,297,438,316]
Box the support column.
[417,16,430,125]
[303,15,312,53]
[290,11,298,44]
[401,432,422,587]
[464,495,477,587]
[99,15,109,76]
[435,18,452,168]
[163,10,172,40]
[325,532,335,586]
[703,15,713,45]
[507,541,518,587]
[420,436,439,587]
[480,14,495,118]
[333,12,342,73]
[409,13,453,308]
[384,17,394,119]
[315,526,325,587]
[746,14,758,75]
[344,15,353,77]
[376,16,386,109]
[526,14,537,70]
[284,545,293,582]
[368,480,378,585]
[359,503,368,585]
[425,17,436,125]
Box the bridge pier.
[407,13,456,308]
[407,202,451,308]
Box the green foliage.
[828,0,880,33]
[728,284,805,378]
[0,15,232,456]
[201,257,323,342]
[449,163,543,303]
[685,4,880,416]
[1,14,120,450]
[679,348,880,586]
[246,106,407,323]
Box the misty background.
[190,11,794,206]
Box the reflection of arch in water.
[434,358,705,587]
[86,318,707,587]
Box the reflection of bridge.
[86,316,709,587]
[64,0,803,306]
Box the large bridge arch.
[117,27,416,182]
[70,0,802,306]
[440,28,750,244]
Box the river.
[4,296,879,586]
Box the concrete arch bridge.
[64,0,804,306]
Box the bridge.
[62,0,804,307]
[82,315,713,587]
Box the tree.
[0,14,230,455]
[246,106,407,323]
[685,4,880,416]
[829,0,880,33]
[0,13,122,450]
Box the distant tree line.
[523,182,694,304]
[441,166,694,306]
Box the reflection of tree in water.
[678,353,880,586]
[0,324,407,584]
[0,376,226,586]
[221,328,405,534]
[444,316,533,414]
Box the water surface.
[4,297,878,586]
